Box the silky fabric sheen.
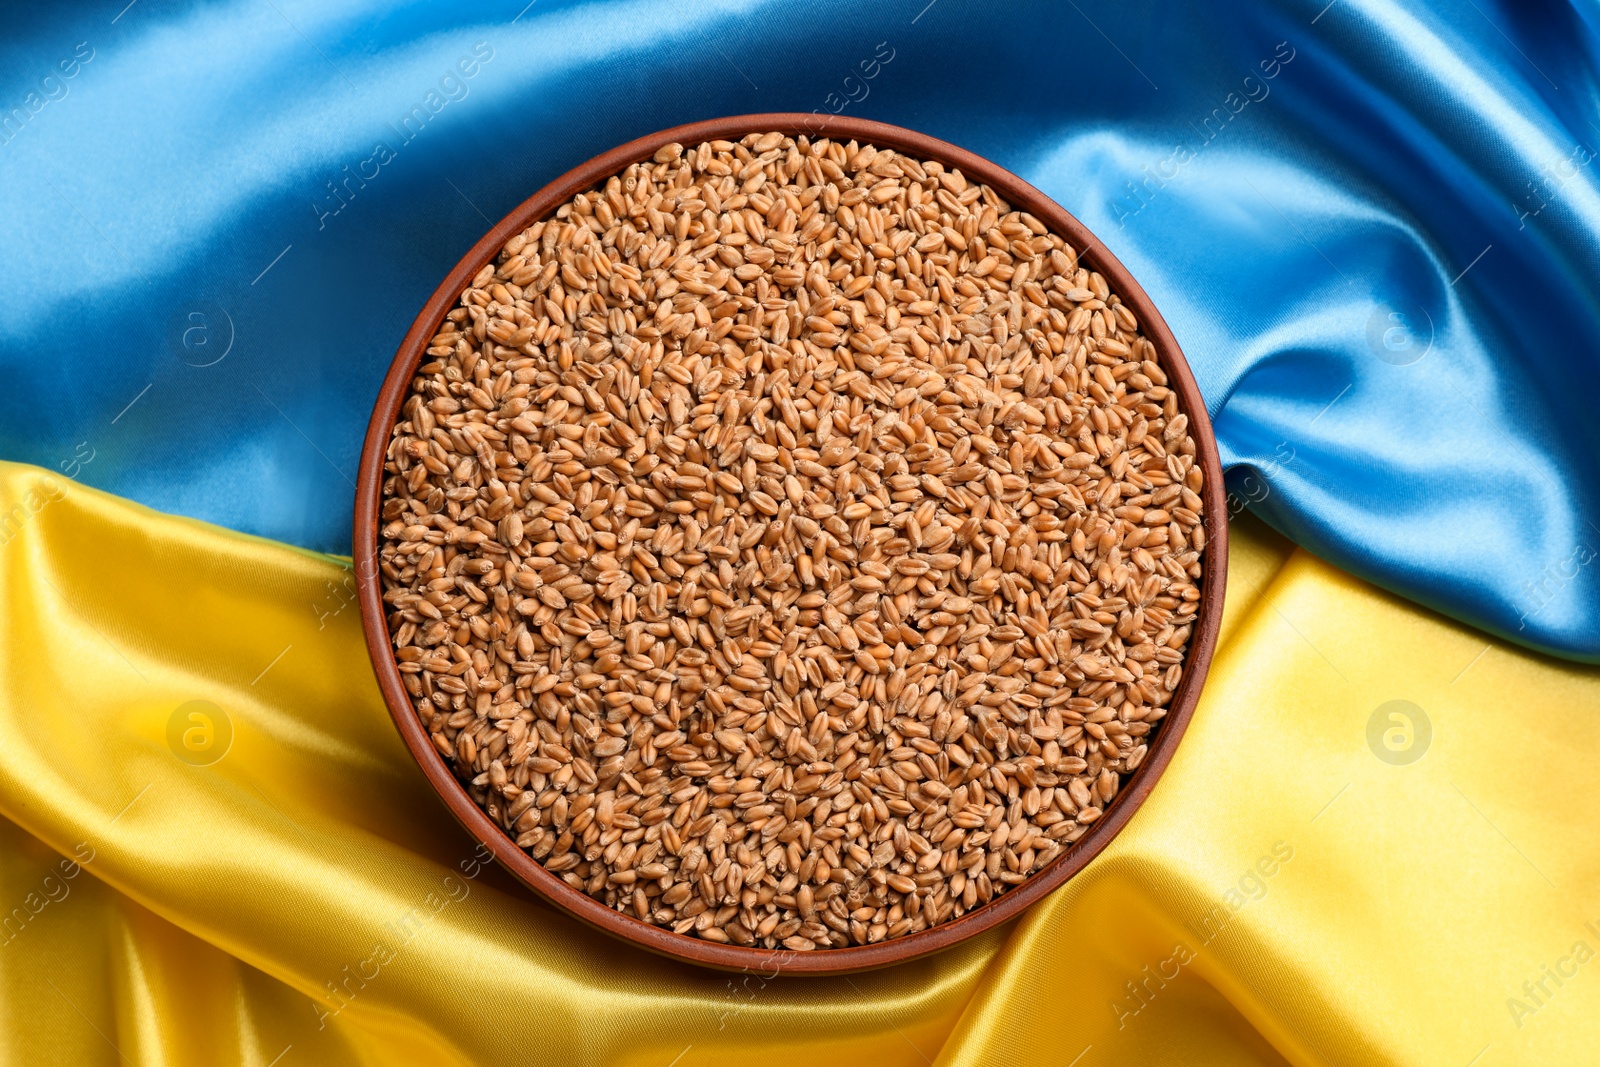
[2,460,1597,1065]
[0,1,1597,661]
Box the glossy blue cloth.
[1,0,1595,660]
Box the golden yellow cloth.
[1,459,1596,1066]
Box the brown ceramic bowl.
[355,114,1227,975]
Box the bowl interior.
[354,113,1228,975]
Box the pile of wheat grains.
[377,132,1205,951]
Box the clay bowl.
[355,113,1228,975]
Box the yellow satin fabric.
[1,459,1596,1066]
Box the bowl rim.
[354,112,1228,976]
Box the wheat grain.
[378,132,1205,949]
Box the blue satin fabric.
[1,0,1596,660]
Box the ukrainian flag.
[0,1,1595,1063]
